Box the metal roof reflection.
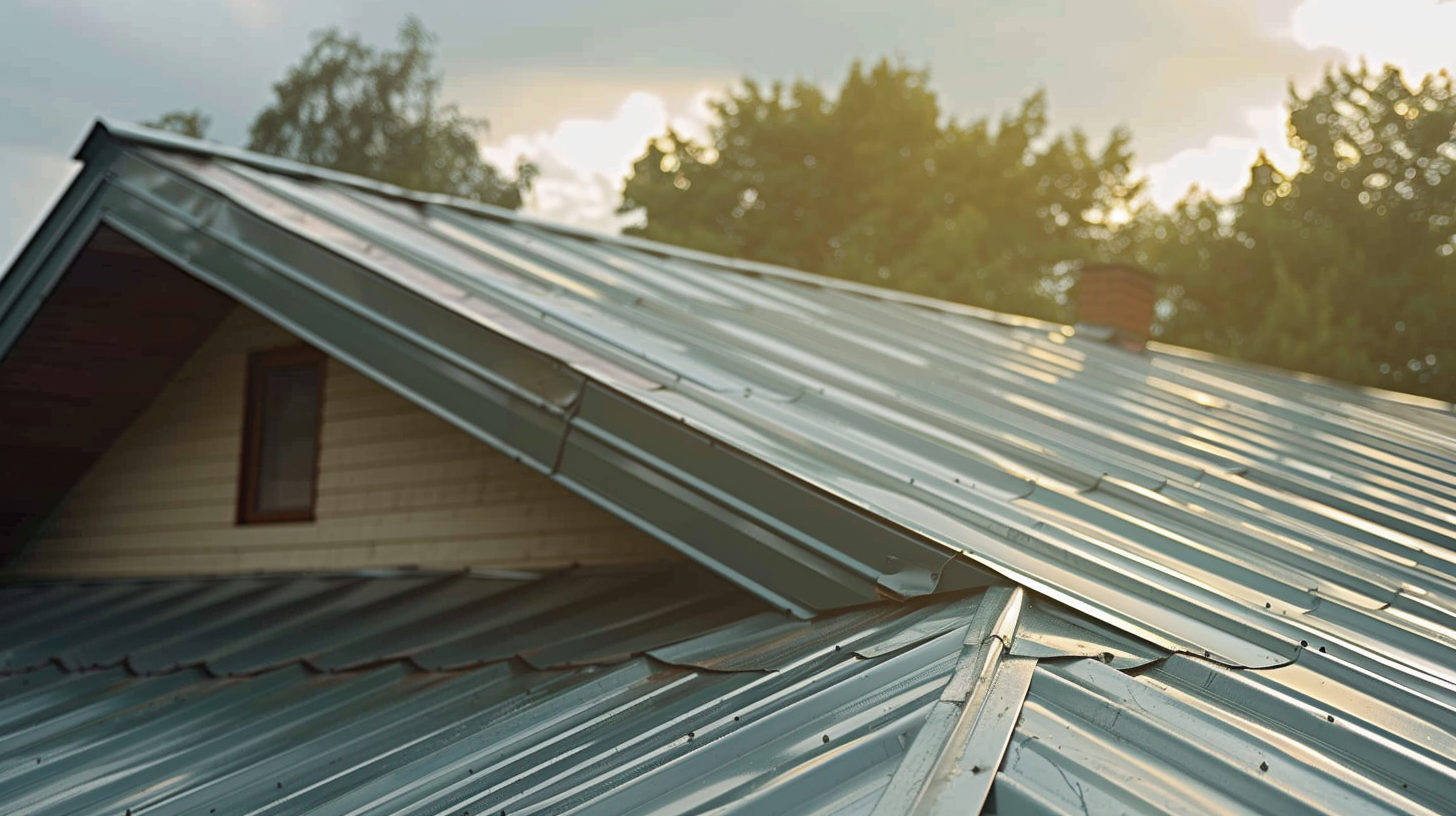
[1,119,1453,814]
[1,572,1449,815]
[63,121,1454,683]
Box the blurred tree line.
[622,61,1456,401]
[619,62,1139,320]
[146,17,532,209]
[148,17,1455,401]
[1126,66,1456,399]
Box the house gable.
[0,226,236,550]
[3,121,1452,678]
[0,118,1451,816]
[16,302,670,577]
[0,132,984,612]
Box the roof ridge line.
[93,116,1422,402]
[80,118,1063,333]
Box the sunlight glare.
[1142,107,1299,208]
[1293,0,1456,79]
[482,90,716,231]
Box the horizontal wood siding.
[17,307,672,576]
[0,228,236,549]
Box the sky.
[3,0,1455,265]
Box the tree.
[143,110,211,139]
[620,60,1140,321]
[624,58,1453,400]
[1136,64,1456,400]
[146,18,529,208]
[248,16,531,207]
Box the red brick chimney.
[1075,264,1156,349]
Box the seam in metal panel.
[102,145,991,613]
[871,587,1035,816]
[84,119,1064,333]
[96,193,823,616]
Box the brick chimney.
[1075,264,1156,349]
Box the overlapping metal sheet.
[42,122,1452,666]
[0,564,763,675]
[1000,653,1455,816]
[1,574,1448,815]
[0,570,983,816]
[1,120,1454,813]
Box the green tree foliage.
[625,59,1454,401]
[620,60,1140,320]
[1136,65,1456,400]
[142,110,211,139]
[143,19,527,207]
[247,16,531,207]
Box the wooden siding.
[0,227,236,553]
[16,306,672,576]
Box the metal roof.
[1,572,1448,816]
[0,120,1454,813]
[0,564,762,676]
[14,121,1452,653]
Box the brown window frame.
[236,344,326,525]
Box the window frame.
[236,344,326,525]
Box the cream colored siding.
[18,306,671,576]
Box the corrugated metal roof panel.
[0,573,978,816]
[0,564,764,676]
[1,574,1450,815]
[79,130,1455,660]
[2,119,1454,813]
[999,654,1454,816]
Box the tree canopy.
[620,60,1139,322]
[148,17,529,208]
[142,109,211,139]
[146,36,1453,401]
[248,16,530,207]
[623,60,1455,402]
[1131,65,1456,399]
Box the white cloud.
[1141,106,1301,208]
[483,90,715,233]
[1292,0,1456,78]
[1140,0,1456,210]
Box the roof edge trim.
[78,119,1061,332]
[78,119,1444,413]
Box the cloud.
[1137,0,1456,210]
[0,0,1424,255]
[415,0,1341,164]
[1142,106,1300,208]
[483,90,715,233]
[887,0,1340,163]
[1292,0,1456,78]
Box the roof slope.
[2,571,1449,816]
[0,123,1453,809]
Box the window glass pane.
[254,362,320,514]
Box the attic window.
[237,345,325,524]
